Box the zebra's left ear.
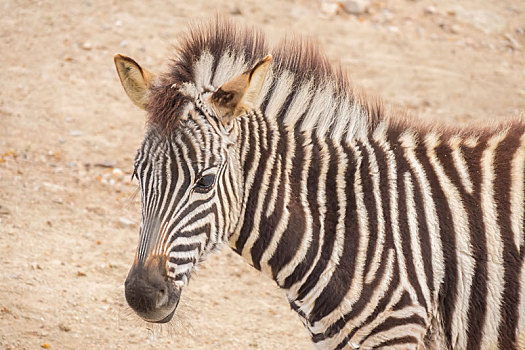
[114,54,156,110]
[209,55,272,124]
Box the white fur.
[479,131,507,350]
[426,133,474,349]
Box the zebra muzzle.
[124,257,181,323]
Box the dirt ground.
[1,0,524,349]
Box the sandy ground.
[1,0,524,349]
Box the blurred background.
[1,0,524,348]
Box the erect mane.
[147,18,382,141]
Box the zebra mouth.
[145,285,181,324]
[140,289,180,324]
[152,305,177,323]
[125,263,183,324]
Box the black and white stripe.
[127,20,525,349]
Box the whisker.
[123,185,140,210]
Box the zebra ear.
[210,55,272,124]
[114,54,156,110]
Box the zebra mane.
[147,19,382,142]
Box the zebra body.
[230,110,525,349]
[114,20,525,349]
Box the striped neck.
[227,106,368,293]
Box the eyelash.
[194,171,217,193]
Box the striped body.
[118,20,525,349]
[229,111,525,349]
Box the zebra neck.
[226,116,428,326]
[227,109,365,293]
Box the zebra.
[114,19,525,349]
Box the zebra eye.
[195,173,216,192]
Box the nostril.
[156,288,169,308]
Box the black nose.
[124,257,180,323]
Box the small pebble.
[450,24,461,34]
[118,217,135,228]
[388,25,399,33]
[31,262,43,270]
[339,0,370,15]
[58,324,71,332]
[81,42,92,50]
[320,1,339,16]
[112,168,124,179]
[424,6,437,15]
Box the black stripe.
[494,131,521,349]
[363,140,386,274]
[250,153,283,268]
[295,135,322,299]
[172,137,193,203]
[282,131,315,288]
[364,140,395,287]
[365,314,426,341]
[278,93,319,288]
[372,335,419,348]
[238,118,250,169]
[157,143,175,222]
[394,142,427,311]
[268,130,307,283]
[169,257,195,265]
[306,143,357,320]
[415,140,458,347]
[330,260,400,348]
[410,165,434,298]
[251,90,299,269]
[297,137,339,319]
[462,139,488,350]
[234,116,264,253]
[392,291,412,310]
[170,243,201,252]
[359,142,379,286]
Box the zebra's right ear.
[114,54,156,110]
[209,55,272,124]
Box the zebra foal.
[114,19,525,349]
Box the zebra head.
[114,54,271,323]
